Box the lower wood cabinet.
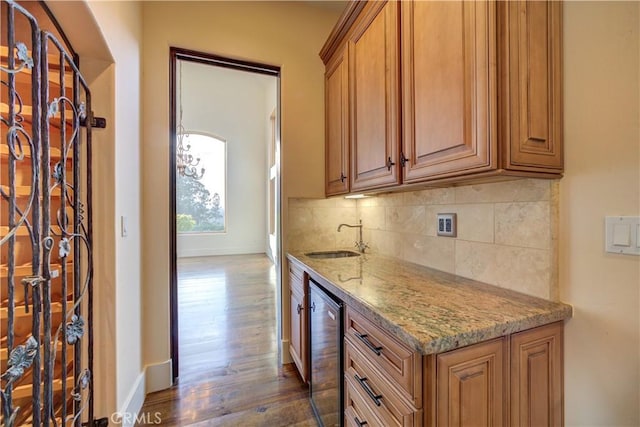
[345,338,420,426]
[344,304,564,427]
[288,262,308,382]
[510,321,563,427]
[435,322,563,427]
[436,338,506,427]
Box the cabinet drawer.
[345,375,386,427]
[288,261,305,294]
[345,306,422,407]
[345,339,420,427]
[289,260,304,282]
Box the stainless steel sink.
[305,250,361,259]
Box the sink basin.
[305,250,361,259]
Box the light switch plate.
[605,216,640,255]
[437,213,457,237]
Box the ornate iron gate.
[1,1,95,425]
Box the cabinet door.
[511,322,563,427]
[325,46,350,196]
[437,338,506,427]
[402,1,496,183]
[502,1,563,172]
[289,285,307,382]
[349,0,400,191]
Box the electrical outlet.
[437,213,457,237]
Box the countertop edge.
[287,253,573,355]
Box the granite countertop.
[288,251,572,355]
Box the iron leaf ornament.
[53,162,64,183]
[15,42,33,69]
[47,98,59,119]
[59,237,71,258]
[66,315,85,345]
[78,102,87,120]
[0,41,34,74]
[2,336,38,386]
[79,369,90,390]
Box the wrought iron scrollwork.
[1,1,95,425]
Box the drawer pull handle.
[354,416,368,426]
[355,332,383,356]
[354,374,382,407]
[296,303,302,315]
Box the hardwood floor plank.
[137,254,315,426]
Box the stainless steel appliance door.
[309,280,343,427]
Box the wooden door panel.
[504,0,562,171]
[511,322,563,426]
[402,1,496,182]
[289,286,307,381]
[350,1,400,191]
[437,338,505,427]
[325,47,349,196]
[413,1,465,155]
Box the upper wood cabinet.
[320,0,563,195]
[325,46,350,196]
[402,0,496,182]
[348,0,401,191]
[500,1,563,173]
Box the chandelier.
[176,61,204,180]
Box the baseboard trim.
[145,359,173,394]
[177,246,267,258]
[117,371,146,427]
[281,339,292,364]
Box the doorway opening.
[169,48,281,381]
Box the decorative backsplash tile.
[288,179,559,300]
[288,197,357,252]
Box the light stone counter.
[288,251,572,355]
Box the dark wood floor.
[137,254,316,426]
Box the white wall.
[141,1,341,385]
[176,62,274,257]
[561,2,640,425]
[83,1,145,419]
[265,78,278,262]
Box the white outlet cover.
[437,213,457,237]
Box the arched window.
[176,132,227,233]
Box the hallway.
[138,254,316,425]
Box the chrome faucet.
[337,220,369,253]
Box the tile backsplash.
[288,197,358,252]
[288,179,559,300]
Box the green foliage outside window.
[176,174,225,232]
